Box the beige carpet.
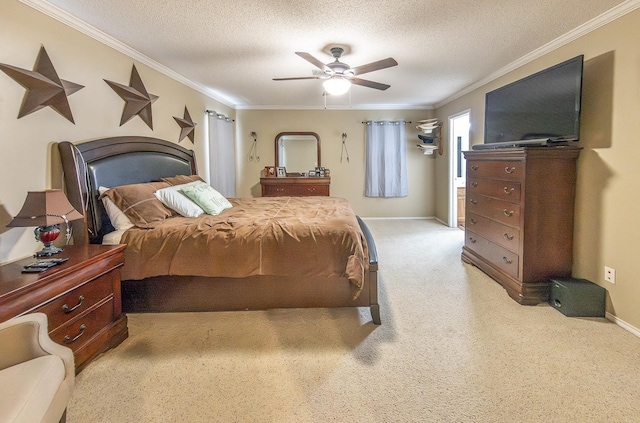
[68,219,640,422]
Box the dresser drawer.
[466,212,520,253]
[467,178,521,203]
[467,160,524,181]
[262,184,291,196]
[49,297,114,352]
[35,273,114,331]
[467,195,521,227]
[293,184,329,196]
[465,230,519,279]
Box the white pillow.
[154,181,205,218]
[98,186,135,231]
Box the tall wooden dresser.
[461,147,581,304]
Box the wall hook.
[340,132,350,163]
[248,131,260,162]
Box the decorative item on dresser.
[0,244,128,372]
[461,146,581,305]
[6,189,84,257]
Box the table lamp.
[7,190,84,257]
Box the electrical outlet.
[604,266,616,284]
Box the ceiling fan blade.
[350,77,391,90]
[295,52,330,72]
[350,58,398,75]
[273,76,323,81]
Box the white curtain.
[365,120,408,197]
[207,112,236,197]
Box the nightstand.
[0,244,128,373]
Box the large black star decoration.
[104,64,158,129]
[173,106,196,143]
[0,46,84,123]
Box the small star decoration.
[0,45,84,123]
[173,106,196,143]
[104,64,158,129]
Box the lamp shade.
[7,190,83,228]
[323,77,351,96]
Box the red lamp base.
[34,225,63,257]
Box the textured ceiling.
[38,0,628,109]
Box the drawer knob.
[502,256,513,264]
[503,209,514,217]
[471,182,478,187]
[62,295,84,314]
[469,237,476,243]
[471,165,479,171]
[63,324,86,344]
[469,218,477,225]
[505,166,516,174]
[503,233,514,241]
[470,199,478,205]
[503,187,514,195]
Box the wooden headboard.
[58,136,197,244]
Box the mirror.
[275,132,321,174]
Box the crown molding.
[236,103,433,111]
[20,0,236,108]
[436,0,640,109]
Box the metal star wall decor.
[0,46,84,123]
[173,106,196,143]
[104,64,158,129]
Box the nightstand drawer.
[49,297,114,352]
[36,273,114,331]
[467,160,524,181]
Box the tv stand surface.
[461,146,581,304]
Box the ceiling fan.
[273,47,398,95]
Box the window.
[365,120,408,197]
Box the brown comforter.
[119,196,367,294]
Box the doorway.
[448,111,470,228]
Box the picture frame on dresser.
[276,167,286,177]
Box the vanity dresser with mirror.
[260,132,331,197]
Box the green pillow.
[179,182,233,215]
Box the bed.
[58,136,380,324]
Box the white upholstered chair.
[0,313,75,423]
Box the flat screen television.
[476,54,584,150]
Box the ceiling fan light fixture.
[323,77,351,95]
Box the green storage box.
[549,278,605,317]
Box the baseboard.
[434,217,448,226]
[606,312,640,338]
